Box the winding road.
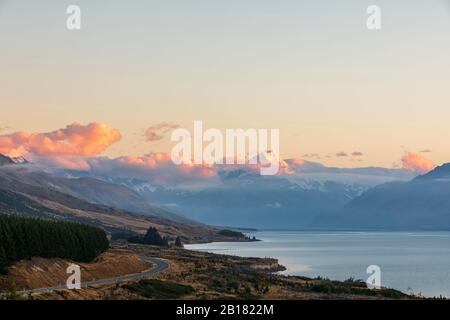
[17,257,170,296]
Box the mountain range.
[57,157,416,229]
[2,152,449,230]
[0,154,229,243]
[0,163,192,224]
[322,163,450,230]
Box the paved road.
[17,257,170,296]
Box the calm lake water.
[186,231,450,297]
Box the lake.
[186,230,450,297]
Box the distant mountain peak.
[254,150,291,173]
[0,153,29,166]
[415,162,450,180]
[0,154,15,166]
[12,156,29,164]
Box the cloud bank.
[0,122,433,185]
[85,153,217,185]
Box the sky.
[1,0,449,169]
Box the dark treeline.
[128,227,169,247]
[0,215,109,274]
[217,229,246,238]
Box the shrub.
[123,279,194,299]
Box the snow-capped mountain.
[323,162,450,230]
[58,158,414,229]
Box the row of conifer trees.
[0,215,109,274]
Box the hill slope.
[0,156,193,224]
[0,154,233,243]
[323,164,450,229]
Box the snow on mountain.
[51,155,416,228]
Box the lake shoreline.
[186,230,450,298]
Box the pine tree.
[174,236,183,248]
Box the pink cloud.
[0,123,121,158]
[401,151,436,174]
[291,158,306,165]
